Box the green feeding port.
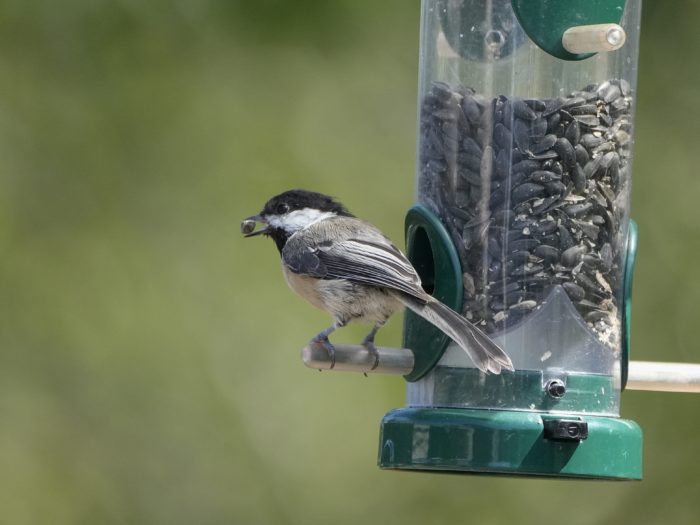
[402,206,464,382]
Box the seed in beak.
[241,219,257,235]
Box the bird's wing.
[282,218,427,301]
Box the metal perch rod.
[301,343,414,375]
[626,361,700,393]
[302,344,700,393]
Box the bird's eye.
[276,203,290,214]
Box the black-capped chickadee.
[242,189,513,374]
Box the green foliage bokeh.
[1,1,699,524]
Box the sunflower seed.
[512,159,541,175]
[533,244,560,264]
[530,117,548,139]
[525,99,547,112]
[564,120,581,145]
[563,282,586,301]
[506,250,532,266]
[600,83,621,103]
[574,114,600,127]
[554,138,577,169]
[512,98,537,120]
[586,310,610,323]
[530,170,561,183]
[561,245,586,267]
[600,243,613,272]
[563,202,593,217]
[574,144,589,166]
[512,183,546,204]
[508,238,541,252]
[510,300,538,312]
[558,224,575,250]
[241,219,256,235]
[569,104,598,115]
[513,119,531,150]
[532,134,557,154]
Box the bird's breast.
[282,264,328,311]
[281,263,402,323]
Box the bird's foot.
[361,339,380,371]
[310,336,336,369]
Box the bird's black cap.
[260,189,353,218]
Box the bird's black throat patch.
[266,227,290,254]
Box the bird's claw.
[310,336,336,369]
[362,340,380,371]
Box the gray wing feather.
[284,249,329,276]
[282,218,427,301]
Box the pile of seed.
[417,80,633,348]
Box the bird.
[242,189,513,374]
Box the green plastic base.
[379,408,642,480]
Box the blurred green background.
[1,1,699,524]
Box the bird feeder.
[302,0,700,480]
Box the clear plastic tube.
[410,0,642,415]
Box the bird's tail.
[400,295,514,374]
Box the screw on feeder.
[546,379,567,398]
[484,29,506,49]
[606,26,625,47]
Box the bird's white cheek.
[266,209,336,233]
[265,214,285,229]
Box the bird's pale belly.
[282,265,402,324]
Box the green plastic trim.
[426,368,617,415]
[511,0,627,61]
[621,219,638,390]
[379,407,643,479]
[403,205,463,382]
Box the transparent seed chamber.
[407,0,641,416]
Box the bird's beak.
[241,214,269,237]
